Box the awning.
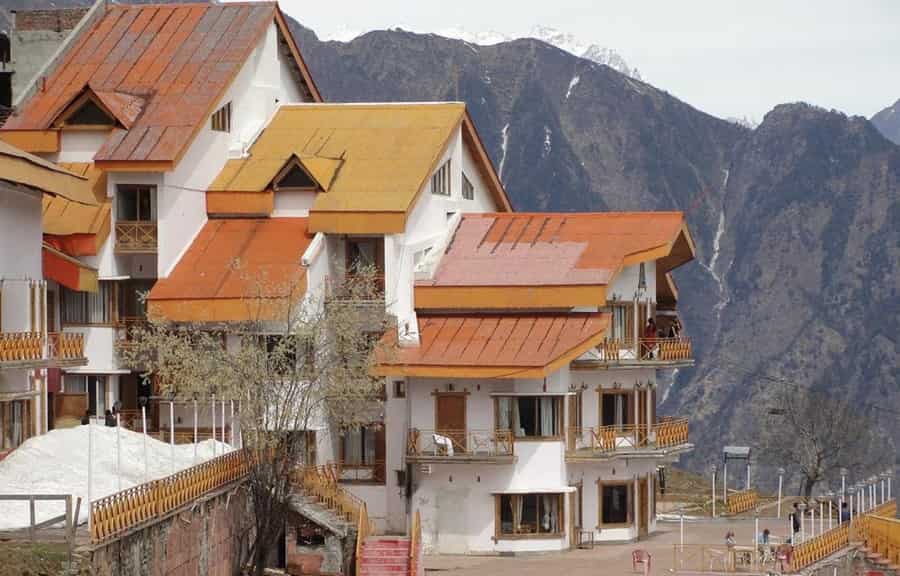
[491,487,577,494]
[0,139,95,204]
[374,313,610,379]
[42,243,98,292]
[42,163,110,256]
[148,218,314,322]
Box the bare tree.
[756,382,887,498]
[119,267,391,575]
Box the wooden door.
[638,477,649,537]
[435,394,466,452]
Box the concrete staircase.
[358,536,411,576]
[288,493,354,539]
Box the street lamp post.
[840,467,848,507]
[711,464,718,518]
[826,491,834,531]
[848,487,856,523]
[798,502,807,543]
[809,499,817,538]
[777,467,785,518]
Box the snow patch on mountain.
[323,24,642,80]
[565,75,580,99]
[499,123,510,182]
[543,126,552,157]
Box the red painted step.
[359,536,412,576]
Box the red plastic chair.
[632,550,651,574]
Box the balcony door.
[346,237,385,283]
[435,393,466,452]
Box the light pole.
[848,486,856,523]
[826,491,834,531]
[711,464,718,518]
[840,468,847,507]
[809,499,816,538]
[879,472,887,505]
[855,482,865,514]
[777,467,785,518]
[798,502,806,543]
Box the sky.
[276,0,900,122]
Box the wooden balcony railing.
[593,337,693,364]
[406,428,515,460]
[294,464,374,530]
[115,220,158,253]
[0,332,85,365]
[48,332,85,361]
[0,332,43,362]
[566,418,690,455]
[323,274,385,302]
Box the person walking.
[790,502,801,542]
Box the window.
[64,374,107,416]
[274,159,318,190]
[611,305,631,342]
[0,400,31,450]
[295,517,326,546]
[293,430,316,466]
[117,279,154,319]
[497,493,564,537]
[600,391,633,428]
[568,391,583,435]
[495,396,562,438]
[211,101,231,132]
[339,424,385,483]
[393,380,406,399]
[599,482,632,525]
[431,159,451,196]
[67,99,114,126]
[117,185,156,222]
[61,281,114,325]
[462,172,475,200]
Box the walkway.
[424,518,765,575]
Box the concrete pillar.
[648,473,654,530]
[746,460,751,490]
[633,475,640,540]
[633,385,639,446]
[723,461,728,504]
[646,383,653,443]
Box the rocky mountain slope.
[291,24,899,474]
[872,99,900,145]
[3,1,896,477]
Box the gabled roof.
[415,212,695,310]
[0,139,95,204]
[42,163,110,256]
[148,218,314,322]
[206,103,512,232]
[373,313,610,378]
[2,2,321,168]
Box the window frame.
[599,389,634,428]
[494,395,564,441]
[431,159,451,196]
[117,184,157,223]
[598,480,633,528]
[494,493,566,540]
[60,281,116,326]
[462,171,475,200]
[211,101,232,133]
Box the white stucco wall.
[0,184,42,285]
[608,262,657,303]
[273,189,316,217]
[54,130,109,163]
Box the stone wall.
[285,520,345,576]
[90,486,251,576]
[13,9,89,32]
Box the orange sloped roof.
[414,212,694,310]
[42,163,110,256]
[148,218,313,322]
[3,2,320,166]
[373,313,610,378]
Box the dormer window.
[431,159,451,196]
[56,94,115,127]
[273,157,319,191]
[462,172,474,200]
[211,101,231,132]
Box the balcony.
[115,221,157,253]
[565,417,692,461]
[406,428,516,464]
[0,332,86,370]
[575,336,694,369]
[334,460,385,484]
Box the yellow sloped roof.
[209,103,466,213]
[0,140,95,205]
[42,163,110,236]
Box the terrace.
[565,417,692,461]
[406,428,516,464]
[0,332,86,370]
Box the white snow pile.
[0,425,232,530]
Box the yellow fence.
[0,332,43,361]
[865,514,900,568]
[726,489,758,515]
[789,499,896,572]
[90,450,249,543]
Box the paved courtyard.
[424,518,775,575]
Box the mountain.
[321,25,642,80]
[872,99,900,145]
[3,0,897,480]
[291,24,899,476]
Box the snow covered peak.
[319,24,641,80]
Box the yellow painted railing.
[115,221,158,253]
[356,502,371,576]
[865,514,900,568]
[409,509,421,576]
[567,418,689,454]
[726,489,758,515]
[789,499,895,572]
[406,428,514,458]
[0,332,84,363]
[48,332,84,360]
[0,332,43,362]
[90,449,248,543]
[295,464,370,525]
[594,337,693,363]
